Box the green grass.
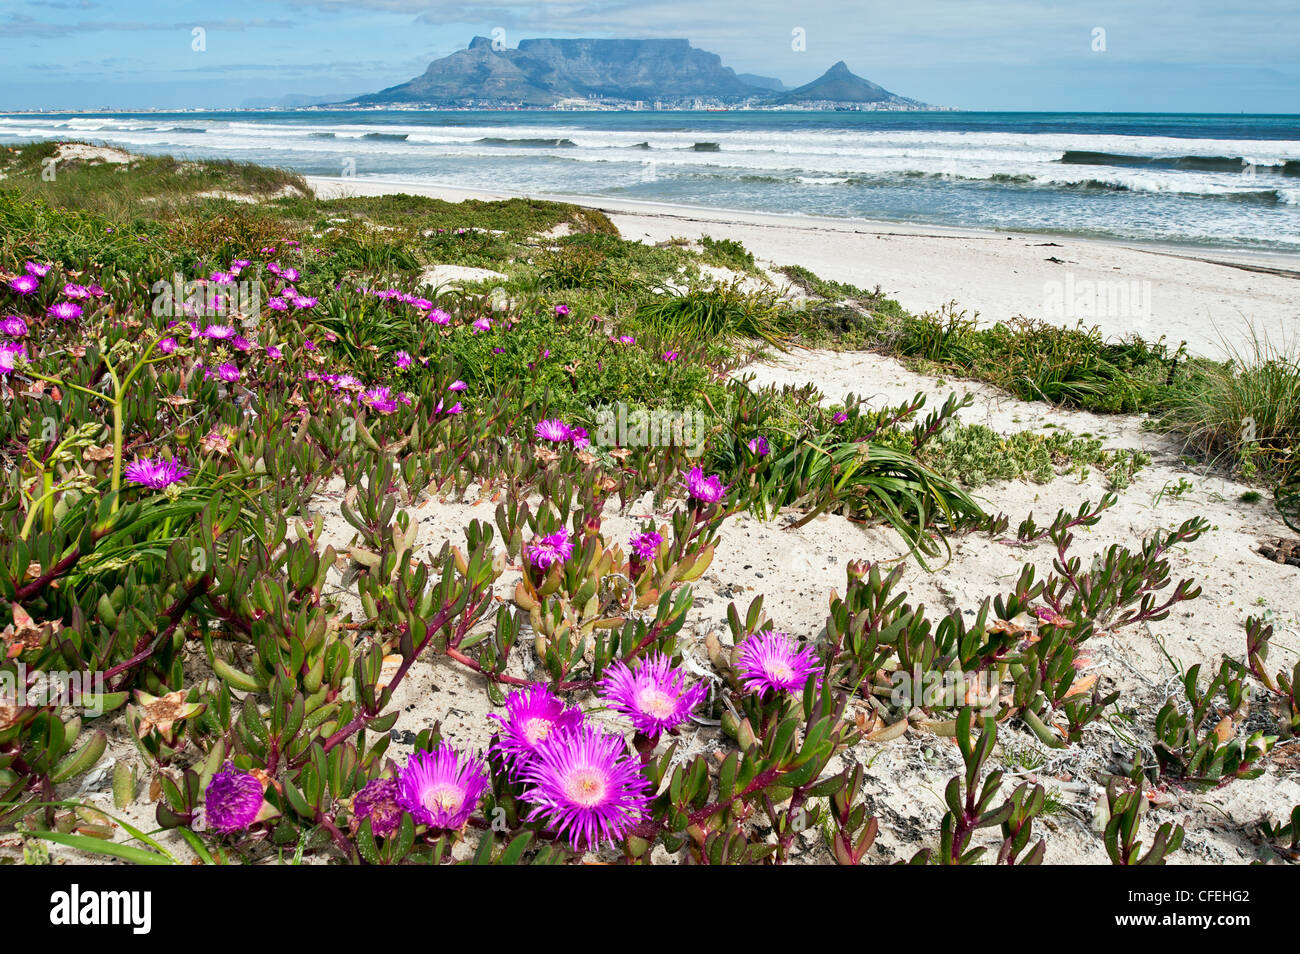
[921,423,1150,489]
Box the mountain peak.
[771,60,921,106]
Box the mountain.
[769,61,922,107]
[350,37,773,106]
[736,73,786,92]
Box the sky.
[2,0,1298,112]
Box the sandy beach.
[307,175,1300,360]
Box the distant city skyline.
[2,0,1298,112]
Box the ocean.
[2,110,1298,252]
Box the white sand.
[307,175,1300,360]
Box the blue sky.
[2,0,1298,111]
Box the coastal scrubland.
[0,141,1296,865]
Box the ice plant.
[24,261,50,277]
[747,436,770,456]
[629,530,662,562]
[350,777,403,837]
[124,456,192,490]
[394,350,412,369]
[396,743,489,830]
[534,418,572,443]
[662,350,679,362]
[8,275,40,295]
[519,723,650,851]
[204,762,264,834]
[488,684,584,772]
[448,379,467,391]
[527,528,574,570]
[0,341,26,375]
[598,653,708,740]
[685,466,727,504]
[472,316,492,334]
[554,304,570,317]
[0,316,28,337]
[736,630,820,696]
[362,386,399,414]
[428,308,452,325]
[48,302,82,322]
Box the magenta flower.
[361,386,399,414]
[265,345,282,359]
[204,762,264,834]
[267,296,289,311]
[158,337,178,354]
[434,398,463,415]
[124,456,191,490]
[24,261,50,277]
[747,436,770,456]
[472,316,492,334]
[448,379,467,391]
[489,684,585,771]
[281,267,301,282]
[735,630,820,696]
[209,271,235,285]
[351,777,403,837]
[629,530,662,562]
[62,283,91,299]
[428,308,452,326]
[598,653,708,739]
[0,341,27,375]
[554,304,570,317]
[569,426,590,449]
[527,528,574,570]
[394,350,412,369]
[8,276,40,295]
[833,411,849,424]
[48,302,82,321]
[0,315,28,337]
[202,323,236,340]
[396,743,488,830]
[662,350,679,362]
[292,295,317,310]
[615,335,635,345]
[519,723,650,851]
[217,362,240,383]
[685,466,727,504]
[534,418,571,443]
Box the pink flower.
[527,528,574,571]
[48,302,82,321]
[685,466,727,504]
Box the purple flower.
[394,350,412,369]
[351,778,403,838]
[569,426,590,449]
[0,315,28,337]
[209,271,235,285]
[267,296,289,311]
[833,411,849,424]
[629,531,662,562]
[217,362,240,383]
[662,350,679,362]
[472,316,491,334]
[527,528,574,571]
[158,337,178,354]
[615,335,636,345]
[519,723,650,852]
[292,295,317,310]
[62,283,91,299]
[265,344,282,360]
[8,276,40,295]
[488,684,584,772]
[685,466,727,504]
[735,630,820,696]
[202,323,235,340]
[428,308,452,326]
[24,261,50,277]
[448,379,467,391]
[598,653,708,739]
[0,341,27,375]
[534,418,571,443]
[48,302,83,322]
[396,743,488,830]
[124,456,191,490]
[362,386,399,414]
[554,304,570,317]
[747,436,770,457]
[204,762,264,834]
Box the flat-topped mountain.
[348,38,928,108]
